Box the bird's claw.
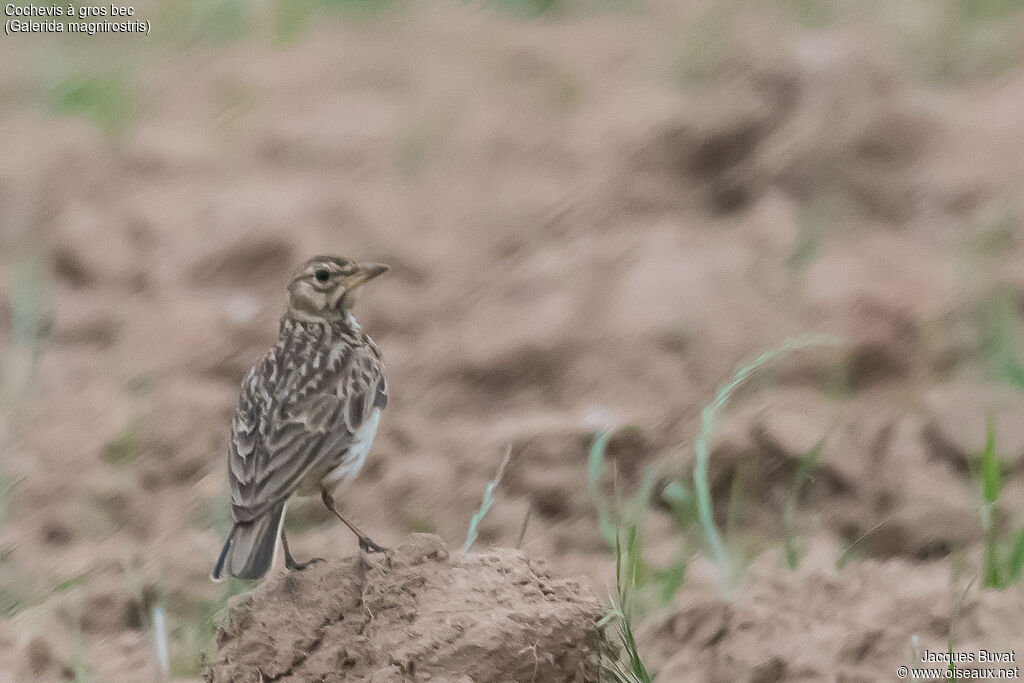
[358,537,387,553]
[286,556,325,571]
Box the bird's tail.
[211,501,287,581]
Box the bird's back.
[228,316,386,522]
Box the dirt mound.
[204,534,608,682]
[648,552,1024,681]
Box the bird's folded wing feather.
[228,346,384,522]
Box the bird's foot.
[285,556,325,571]
[358,536,387,553]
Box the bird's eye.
[314,268,331,283]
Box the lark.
[212,255,389,581]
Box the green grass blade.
[602,524,655,683]
[1006,527,1024,584]
[977,415,1004,588]
[694,336,838,589]
[625,525,642,596]
[462,447,512,553]
[783,438,824,569]
[614,528,623,595]
[656,560,687,604]
[515,505,533,550]
[588,429,618,546]
[980,414,1001,505]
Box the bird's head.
[286,255,388,323]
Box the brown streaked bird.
[212,255,389,581]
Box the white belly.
[322,408,381,487]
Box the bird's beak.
[344,262,389,291]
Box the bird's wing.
[227,342,384,522]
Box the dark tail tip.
[210,502,287,582]
[211,526,236,582]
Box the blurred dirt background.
[2,0,1024,680]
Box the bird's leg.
[321,489,387,553]
[281,528,324,571]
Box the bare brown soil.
[206,534,604,682]
[1,2,1024,681]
